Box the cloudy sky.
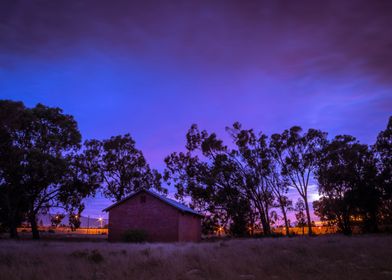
[1,0,391,218]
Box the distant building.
[103,189,203,242]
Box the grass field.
[0,235,391,280]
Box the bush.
[88,250,104,263]
[122,229,148,243]
[70,250,89,258]
[70,249,104,263]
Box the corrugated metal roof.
[102,189,203,217]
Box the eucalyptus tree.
[85,134,165,202]
[0,100,97,239]
[373,116,392,225]
[226,123,276,235]
[227,122,295,235]
[267,168,293,236]
[315,135,378,234]
[0,100,29,237]
[164,124,250,236]
[270,126,327,235]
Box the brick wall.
[108,192,194,242]
[178,212,201,242]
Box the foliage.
[0,101,32,237]
[0,100,97,239]
[295,199,307,234]
[314,135,379,234]
[164,124,254,236]
[69,205,84,231]
[270,126,327,235]
[226,123,276,235]
[373,116,392,224]
[88,249,104,263]
[70,249,104,263]
[1,99,390,239]
[50,213,65,227]
[83,135,165,202]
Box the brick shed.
[103,189,203,242]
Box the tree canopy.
[1,99,390,238]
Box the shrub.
[70,250,104,263]
[88,250,104,263]
[70,250,89,258]
[122,229,148,243]
[48,229,55,234]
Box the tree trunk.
[260,216,271,235]
[9,223,18,239]
[6,198,20,239]
[304,197,313,236]
[259,209,271,235]
[29,213,40,240]
[281,205,290,236]
[342,213,352,235]
[367,211,379,233]
[8,211,19,239]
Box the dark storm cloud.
[1,0,392,84]
[2,0,390,216]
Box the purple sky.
[1,0,391,219]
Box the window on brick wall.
[140,195,146,203]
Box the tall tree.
[0,100,98,239]
[270,127,327,235]
[226,123,276,235]
[0,100,29,238]
[267,169,293,236]
[164,125,250,236]
[315,135,379,234]
[85,134,164,202]
[23,104,84,239]
[373,116,392,225]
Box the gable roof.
[102,189,203,217]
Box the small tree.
[69,205,84,231]
[51,213,65,227]
[295,199,307,235]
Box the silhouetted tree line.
[0,100,390,238]
[0,100,164,239]
[164,121,391,236]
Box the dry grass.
[0,235,391,280]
